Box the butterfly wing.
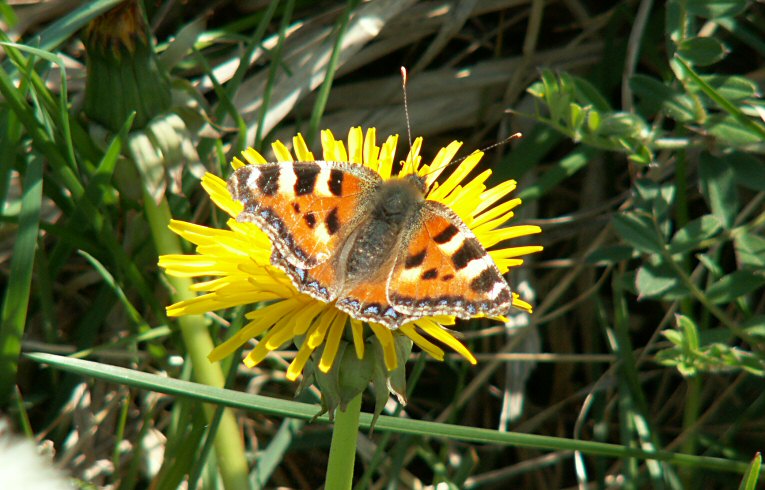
[228,161,380,270]
[387,200,512,321]
[334,275,407,327]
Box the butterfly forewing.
[228,161,379,269]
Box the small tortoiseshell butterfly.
[227,160,512,329]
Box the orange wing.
[387,200,512,322]
[335,277,406,326]
[228,161,379,270]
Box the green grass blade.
[0,157,43,403]
[252,419,305,489]
[25,352,759,475]
[255,0,295,148]
[738,453,762,490]
[0,42,77,172]
[306,0,361,145]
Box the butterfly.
[227,160,512,329]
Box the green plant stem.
[325,393,362,490]
[681,375,701,484]
[143,190,250,490]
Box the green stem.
[681,375,701,485]
[143,191,250,490]
[325,393,362,490]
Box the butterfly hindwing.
[228,161,380,269]
[335,278,405,326]
[387,200,512,320]
[274,255,338,302]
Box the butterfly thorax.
[340,176,425,284]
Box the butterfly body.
[342,176,423,283]
[228,161,512,329]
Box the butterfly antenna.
[423,132,523,178]
[401,67,413,149]
[400,67,414,173]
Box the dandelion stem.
[143,191,250,490]
[325,393,362,490]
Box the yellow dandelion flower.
[159,128,542,384]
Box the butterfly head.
[375,174,426,221]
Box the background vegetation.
[1,0,763,488]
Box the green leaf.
[687,0,750,19]
[707,114,765,146]
[729,152,765,192]
[587,110,601,133]
[675,57,765,139]
[677,37,729,66]
[663,330,684,346]
[586,245,635,265]
[627,142,654,166]
[706,270,765,304]
[700,75,759,101]
[518,147,591,201]
[568,102,585,134]
[676,314,700,351]
[598,112,648,138]
[636,261,690,299]
[634,179,675,220]
[613,213,664,255]
[699,153,738,229]
[630,74,698,122]
[540,69,572,125]
[571,74,612,111]
[669,215,724,254]
[734,232,765,269]
[742,316,765,338]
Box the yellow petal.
[307,308,340,349]
[287,342,317,380]
[347,127,364,164]
[511,293,534,314]
[415,318,476,364]
[402,136,423,176]
[471,198,521,229]
[350,318,365,359]
[242,147,267,165]
[319,313,347,373]
[490,244,544,260]
[377,134,398,179]
[271,140,294,162]
[321,130,337,161]
[202,173,242,218]
[474,179,517,215]
[479,226,543,248]
[368,322,397,370]
[424,140,462,188]
[399,324,444,361]
[293,133,314,161]
[363,127,379,171]
[429,151,482,202]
